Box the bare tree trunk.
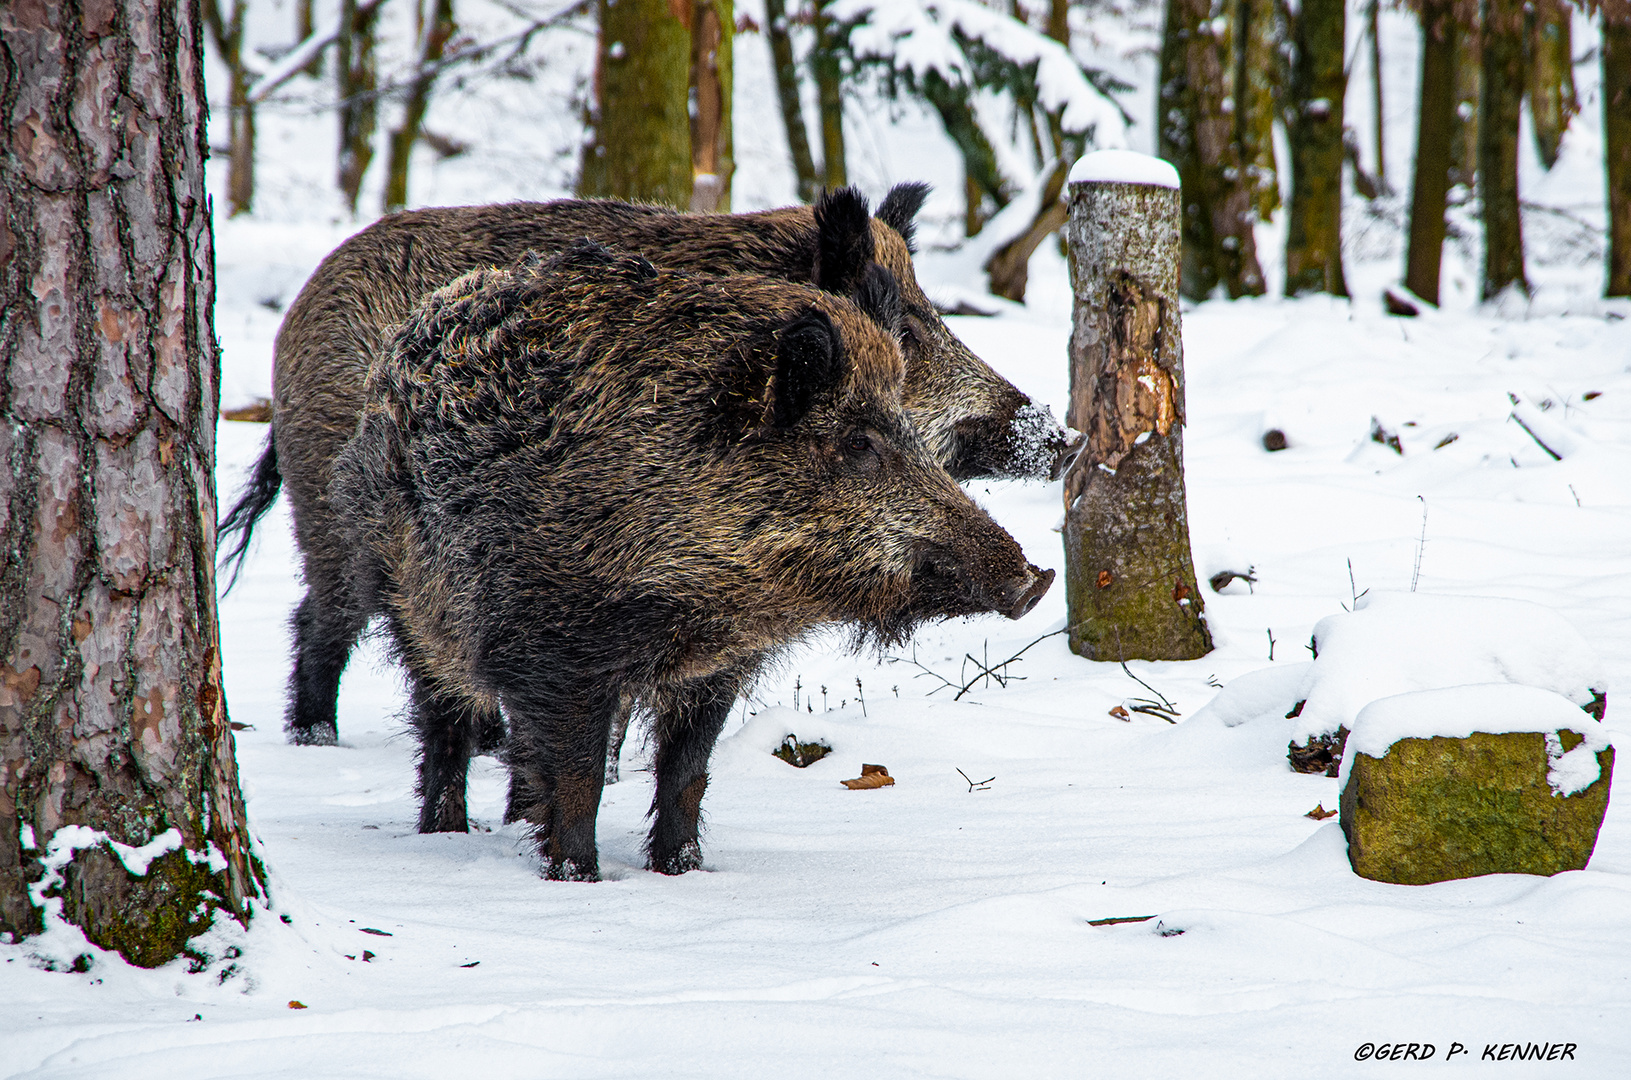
[1527,0,1576,170]
[1063,166,1212,662]
[1283,0,1349,296]
[688,0,733,212]
[812,0,846,189]
[986,159,1069,301]
[765,0,819,202]
[1234,0,1281,220]
[205,0,255,217]
[1450,14,1480,188]
[1,0,262,966]
[337,0,381,213]
[578,0,693,207]
[298,0,323,76]
[1607,7,1631,296]
[1405,0,1460,306]
[1159,0,1266,300]
[1368,0,1386,187]
[1479,0,1527,299]
[384,0,457,214]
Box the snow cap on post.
[1068,150,1180,190]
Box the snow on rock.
[1290,591,1605,745]
[1187,662,1311,730]
[1336,683,1612,794]
[1068,149,1180,189]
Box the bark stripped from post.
[1,0,262,967]
[1063,176,1211,662]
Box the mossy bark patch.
[1340,730,1614,885]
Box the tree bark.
[383,0,457,213]
[1234,0,1281,220]
[1159,0,1266,300]
[812,0,846,189]
[1405,0,1459,305]
[1607,7,1631,296]
[1526,0,1576,170]
[1282,0,1349,296]
[1063,171,1212,662]
[1449,13,1479,188]
[337,0,381,213]
[1478,0,1527,299]
[204,0,255,217]
[577,0,692,207]
[1,0,262,967]
[765,0,819,202]
[1367,0,1386,187]
[298,0,322,77]
[688,0,733,212]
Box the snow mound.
[1291,592,1605,744]
[1068,149,1180,189]
[1337,683,1612,795]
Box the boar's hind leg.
[504,685,622,882]
[646,673,742,875]
[285,590,367,746]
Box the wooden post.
[1063,151,1212,662]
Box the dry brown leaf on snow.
[841,764,895,789]
[1108,705,1130,721]
[1305,803,1337,820]
[287,1000,307,1009]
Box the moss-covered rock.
[1340,730,1614,885]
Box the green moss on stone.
[1339,730,1614,885]
[62,845,230,969]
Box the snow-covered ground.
[5,3,1630,1077]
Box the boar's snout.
[1002,564,1054,620]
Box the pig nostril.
[1005,566,1055,619]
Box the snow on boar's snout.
[332,223,1052,882]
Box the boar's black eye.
[845,430,874,455]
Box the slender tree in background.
[298,0,323,76]
[923,70,1015,236]
[812,0,849,188]
[688,0,734,211]
[337,0,382,212]
[1528,0,1577,170]
[578,0,693,207]
[1449,13,1480,188]
[1366,0,1386,188]
[1159,0,1267,299]
[384,0,458,213]
[1404,0,1464,305]
[1282,0,1349,296]
[765,0,820,201]
[1,0,262,966]
[205,0,256,217]
[1606,2,1631,296]
[1479,0,1527,299]
[1234,0,1282,221]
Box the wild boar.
[329,239,1053,879]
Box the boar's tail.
[217,434,282,594]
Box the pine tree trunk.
[765,0,818,202]
[578,0,693,207]
[1607,9,1631,297]
[1405,0,1459,305]
[1063,170,1212,662]
[337,0,381,213]
[812,0,846,189]
[1283,0,1349,296]
[1159,0,1266,300]
[1450,16,1480,188]
[1368,0,1386,187]
[1526,0,1575,170]
[384,0,457,214]
[1,0,262,967]
[688,0,733,212]
[1234,0,1281,220]
[1479,0,1527,299]
[205,0,255,217]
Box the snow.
[5,3,1631,1077]
[1068,148,1180,189]
[1288,592,1606,744]
[1336,684,1611,794]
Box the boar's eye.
[845,430,874,456]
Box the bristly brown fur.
[331,244,1049,879]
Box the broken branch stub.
[1062,158,1212,662]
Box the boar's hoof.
[544,856,600,883]
[1004,565,1054,620]
[650,841,704,876]
[287,720,339,746]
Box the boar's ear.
[854,263,902,337]
[813,187,875,295]
[774,308,847,429]
[876,182,930,255]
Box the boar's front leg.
[646,670,746,875]
[406,674,488,834]
[504,683,621,881]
